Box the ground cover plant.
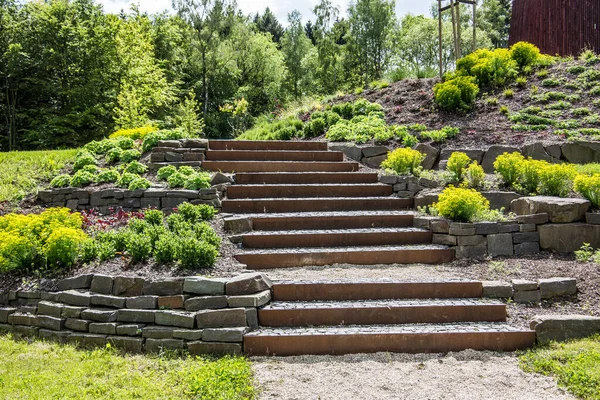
[520,335,600,400]
[0,335,256,399]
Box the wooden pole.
[456,0,461,58]
[438,0,443,77]
[449,0,458,60]
[472,1,477,52]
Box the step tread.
[230,183,390,188]
[273,278,478,284]
[235,172,378,175]
[263,298,504,310]
[238,244,450,255]
[242,227,429,236]
[245,211,415,218]
[204,160,356,164]
[245,323,534,336]
[224,196,406,201]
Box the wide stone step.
[202,161,359,173]
[234,245,455,269]
[249,211,414,231]
[241,228,432,248]
[258,299,507,327]
[206,150,343,162]
[234,172,379,184]
[222,197,413,213]
[272,280,483,301]
[227,184,393,199]
[209,140,328,151]
[243,323,536,356]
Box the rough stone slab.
[511,197,590,223]
[202,327,248,342]
[211,172,234,186]
[226,273,273,296]
[108,336,144,353]
[81,309,118,322]
[539,223,600,253]
[481,145,520,173]
[362,146,389,158]
[512,279,538,291]
[519,223,537,232]
[415,143,439,170]
[36,315,66,331]
[361,155,387,168]
[90,275,114,295]
[245,308,259,329]
[561,141,600,164]
[539,278,577,299]
[474,222,499,235]
[91,295,126,309]
[523,142,559,163]
[17,290,41,299]
[8,313,38,326]
[157,295,186,309]
[62,305,85,319]
[482,281,513,298]
[67,333,107,348]
[516,213,549,225]
[58,290,91,307]
[487,233,514,257]
[223,217,253,234]
[12,325,39,337]
[65,318,90,332]
[41,292,59,302]
[155,310,196,328]
[17,305,38,314]
[183,277,227,296]
[126,296,158,309]
[185,296,228,311]
[228,290,271,308]
[142,326,176,339]
[328,143,363,161]
[586,212,600,225]
[432,234,457,246]
[112,276,144,296]
[0,307,17,323]
[143,278,184,296]
[57,275,93,291]
[117,309,155,323]
[89,322,118,335]
[412,216,434,229]
[116,324,145,336]
[188,341,242,356]
[455,245,487,259]
[379,174,398,185]
[531,314,600,344]
[37,301,63,318]
[514,290,541,304]
[430,219,450,234]
[196,308,247,328]
[172,329,204,341]
[156,140,182,148]
[449,223,476,236]
[457,235,486,246]
[513,232,540,244]
[145,338,185,353]
[38,329,72,343]
[515,242,540,255]
[413,189,439,209]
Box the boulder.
[57,275,93,291]
[90,275,113,295]
[510,196,590,223]
[414,189,440,209]
[415,143,439,170]
[142,278,184,296]
[487,233,514,256]
[361,154,387,168]
[539,277,577,299]
[481,145,520,173]
[561,141,600,164]
[328,143,363,161]
[522,142,559,163]
[362,146,389,158]
[112,277,144,297]
[531,314,600,344]
[538,223,600,252]
[482,191,521,212]
[183,277,227,296]
[211,172,234,186]
[514,290,541,304]
[223,216,252,234]
[545,144,562,160]
[226,273,272,296]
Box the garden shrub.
[538,163,577,197]
[303,117,327,137]
[157,165,177,181]
[494,152,525,186]
[193,222,221,247]
[568,65,585,75]
[446,152,472,182]
[120,149,141,163]
[517,159,545,194]
[464,162,485,188]
[117,172,139,188]
[105,147,122,164]
[153,233,180,264]
[168,173,186,188]
[45,227,87,269]
[70,170,95,187]
[124,161,147,175]
[128,177,152,191]
[380,148,425,176]
[79,238,99,264]
[408,123,427,132]
[236,117,303,141]
[144,209,164,226]
[510,41,541,70]
[434,76,479,111]
[574,174,600,208]
[183,172,211,190]
[141,128,195,152]
[97,169,120,184]
[50,174,71,188]
[126,233,152,263]
[435,186,490,222]
[456,48,518,87]
[109,125,158,140]
[178,166,196,176]
[115,137,135,150]
[178,237,218,269]
[178,202,216,222]
[331,102,354,119]
[73,151,97,171]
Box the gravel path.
[252,350,573,400]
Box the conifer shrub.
[435,186,490,222]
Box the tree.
[347,0,396,86]
[304,20,317,45]
[281,11,312,98]
[253,7,284,44]
[478,0,512,48]
[175,90,204,135]
[313,0,342,93]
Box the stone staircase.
[203,140,535,355]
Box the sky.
[97,0,433,23]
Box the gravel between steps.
[252,350,573,400]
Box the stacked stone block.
[148,139,208,168]
[482,278,577,303]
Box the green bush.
[124,161,147,175]
[510,41,541,70]
[126,233,152,263]
[435,186,490,222]
[464,162,485,188]
[236,117,303,141]
[568,65,586,75]
[184,173,211,190]
[178,166,196,176]
[446,152,472,182]
[144,209,164,226]
[97,169,120,184]
[50,174,71,188]
[574,174,600,208]
[70,170,95,187]
[115,137,135,150]
[178,202,217,222]
[73,151,97,171]
[380,148,425,176]
[157,165,177,181]
[517,159,545,194]
[117,172,139,188]
[542,78,562,87]
[193,222,221,247]
[538,163,577,196]
[141,128,193,152]
[456,48,518,87]
[120,149,141,163]
[44,227,86,269]
[79,238,98,264]
[303,117,327,138]
[128,177,152,191]
[433,76,479,111]
[105,147,122,164]
[494,152,525,186]
[178,237,218,269]
[408,123,427,132]
[504,89,514,98]
[153,233,180,264]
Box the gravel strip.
[252,350,573,400]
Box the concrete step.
[249,211,415,231]
[242,228,432,248]
[272,280,483,301]
[235,244,455,269]
[206,150,343,162]
[234,172,379,184]
[209,140,328,151]
[258,299,507,327]
[202,161,359,173]
[222,197,413,213]
[243,323,536,356]
[227,184,393,199]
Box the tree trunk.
[202,48,208,123]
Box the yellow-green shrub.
[109,125,158,140]
[380,148,425,176]
[456,48,518,88]
[45,227,87,269]
[433,76,479,111]
[464,162,485,188]
[575,174,600,208]
[510,41,541,70]
[446,152,472,182]
[435,186,490,222]
[517,158,545,194]
[494,152,525,186]
[538,163,577,197]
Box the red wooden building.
[509,0,600,56]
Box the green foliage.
[435,186,490,222]
[510,41,541,70]
[51,174,71,188]
[433,76,479,111]
[109,126,158,140]
[70,170,95,187]
[499,105,509,115]
[153,233,180,264]
[128,177,152,191]
[141,129,193,152]
[144,209,164,226]
[446,152,472,182]
[125,233,152,263]
[237,117,303,141]
[516,76,527,87]
[464,162,485,188]
[575,242,595,262]
[178,202,217,222]
[105,147,123,164]
[503,88,514,98]
[184,173,211,190]
[536,69,549,79]
[45,227,87,269]
[167,172,187,188]
[546,100,572,110]
[408,123,427,132]
[117,172,139,188]
[456,48,518,87]
[538,164,577,197]
[568,65,586,75]
[174,91,205,136]
[542,78,562,87]
[574,174,600,208]
[303,117,327,138]
[486,97,498,105]
[97,169,120,184]
[73,151,97,171]
[494,152,525,186]
[124,161,147,175]
[178,237,218,269]
[420,126,459,143]
[157,165,177,181]
[120,149,141,163]
[380,148,425,176]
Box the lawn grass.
[519,335,600,399]
[0,149,78,203]
[0,335,256,399]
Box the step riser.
[209,140,328,151]
[235,248,455,269]
[206,150,343,162]
[223,198,414,213]
[242,231,432,249]
[252,215,414,231]
[243,331,536,356]
[272,282,483,301]
[203,161,358,173]
[227,185,393,199]
[258,305,507,327]
[235,173,379,184]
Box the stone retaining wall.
[482,278,577,303]
[0,272,272,355]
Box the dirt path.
[252,350,572,400]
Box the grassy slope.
[520,335,600,399]
[0,149,78,203]
[0,335,256,399]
